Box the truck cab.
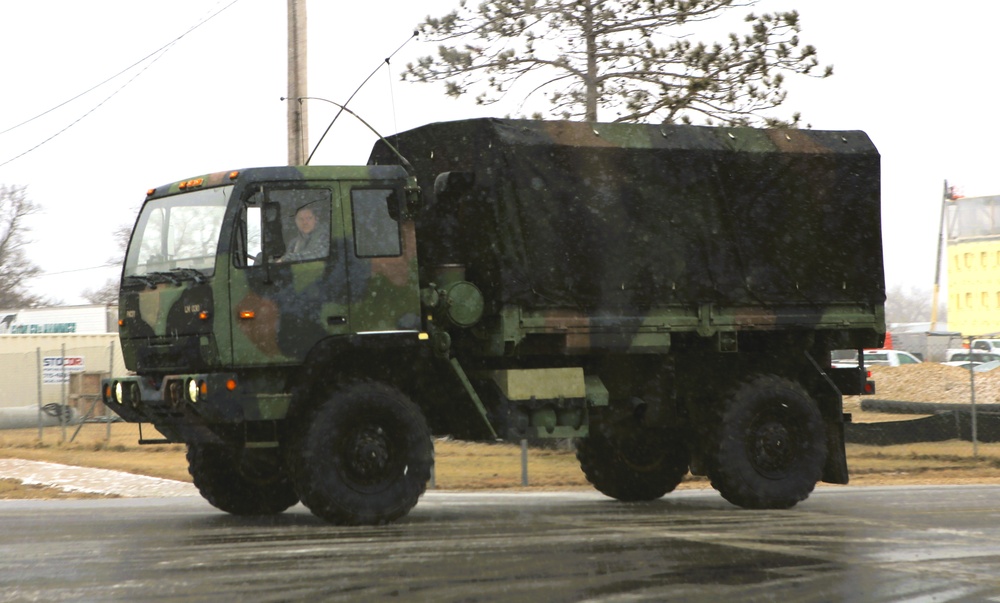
[111,165,422,440]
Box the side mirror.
[263,201,286,259]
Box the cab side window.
[352,188,401,258]
[235,188,331,267]
[272,189,331,264]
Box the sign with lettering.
[42,356,85,384]
[10,323,78,334]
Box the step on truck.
[103,118,883,524]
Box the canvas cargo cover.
[369,118,884,313]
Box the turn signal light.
[198,311,211,320]
[226,378,237,391]
[238,310,255,319]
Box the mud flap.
[822,417,849,484]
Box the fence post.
[521,439,529,486]
[968,360,979,459]
[60,343,67,443]
[107,341,115,443]
[35,348,43,442]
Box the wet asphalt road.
[1,486,999,602]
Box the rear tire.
[187,442,298,515]
[293,382,433,525]
[577,424,689,502]
[708,374,826,509]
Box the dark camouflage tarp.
[369,118,884,314]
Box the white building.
[0,304,118,335]
[0,305,125,410]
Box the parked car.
[941,352,1000,370]
[941,352,1000,366]
[831,349,922,368]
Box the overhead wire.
[0,0,244,168]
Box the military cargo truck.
[103,118,883,524]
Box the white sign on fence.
[42,356,85,384]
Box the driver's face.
[295,208,317,234]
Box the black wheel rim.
[341,423,398,486]
[616,430,667,472]
[746,406,798,479]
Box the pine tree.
[404,0,831,125]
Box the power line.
[33,263,121,278]
[0,0,244,167]
[0,46,175,169]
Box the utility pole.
[932,180,960,329]
[931,180,947,330]
[287,0,308,166]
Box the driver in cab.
[277,205,329,263]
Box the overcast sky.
[1,1,995,307]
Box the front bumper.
[101,373,292,443]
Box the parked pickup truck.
[832,349,922,368]
[970,339,1000,354]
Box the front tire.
[187,443,299,516]
[709,374,827,509]
[293,382,433,525]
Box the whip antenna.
[305,31,417,165]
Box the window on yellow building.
[983,292,989,307]
[966,292,973,307]
[983,252,989,267]
[965,253,973,268]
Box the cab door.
[340,182,421,335]
[228,183,350,366]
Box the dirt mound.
[861,363,1000,404]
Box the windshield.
[124,186,232,277]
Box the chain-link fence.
[0,335,126,444]
[844,363,1000,477]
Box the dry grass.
[0,424,190,483]
[1,421,999,500]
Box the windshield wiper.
[169,267,208,284]
[144,271,183,286]
[121,274,158,290]
[122,268,209,289]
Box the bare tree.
[0,184,46,308]
[404,0,831,125]
[885,284,946,326]
[81,223,132,305]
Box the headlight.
[188,378,199,403]
[114,381,124,404]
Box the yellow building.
[947,194,1000,336]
